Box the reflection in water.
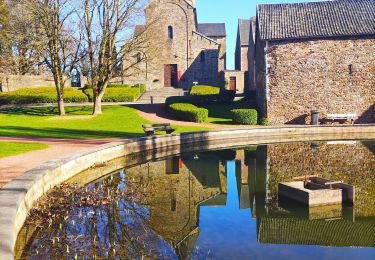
[16,141,375,259]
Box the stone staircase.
[136,87,186,104]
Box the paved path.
[0,137,122,188]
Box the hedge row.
[168,103,208,123]
[84,83,146,94]
[166,90,235,106]
[190,85,220,96]
[0,87,88,105]
[231,109,258,125]
[84,87,142,102]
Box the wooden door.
[229,76,237,90]
[164,64,178,87]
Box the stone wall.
[247,19,256,92]
[240,47,248,71]
[0,74,56,92]
[260,37,375,124]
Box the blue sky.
[196,0,316,69]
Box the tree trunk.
[93,93,103,115]
[57,92,65,116]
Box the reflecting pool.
[16,141,375,259]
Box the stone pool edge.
[1,125,375,259]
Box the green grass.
[203,98,256,124]
[0,142,49,158]
[0,105,209,139]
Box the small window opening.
[168,26,174,40]
[348,64,353,75]
[136,53,142,63]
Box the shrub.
[85,83,146,92]
[259,117,270,126]
[165,90,235,106]
[0,87,88,105]
[108,83,131,88]
[231,109,258,125]
[131,83,146,94]
[85,87,141,102]
[190,85,220,95]
[168,103,208,122]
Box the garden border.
[1,125,375,259]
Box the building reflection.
[16,141,375,259]
[126,140,375,255]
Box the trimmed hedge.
[166,90,235,106]
[85,87,141,102]
[231,109,258,125]
[168,103,208,123]
[0,87,88,105]
[84,83,146,94]
[190,85,220,95]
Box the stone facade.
[123,0,226,90]
[251,0,375,124]
[235,46,248,71]
[255,37,375,124]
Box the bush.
[168,103,208,122]
[259,117,270,126]
[165,90,235,106]
[85,87,141,102]
[190,85,220,95]
[0,87,88,105]
[85,83,146,93]
[131,83,146,94]
[231,109,258,125]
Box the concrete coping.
[0,125,374,259]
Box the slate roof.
[198,23,226,37]
[257,0,375,41]
[238,19,251,46]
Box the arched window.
[168,26,174,40]
[200,51,205,62]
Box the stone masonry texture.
[256,37,375,124]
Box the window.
[200,51,205,62]
[168,26,174,40]
[136,52,142,63]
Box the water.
[16,141,375,259]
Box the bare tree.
[24,0,84,116]
[83,0,147,115]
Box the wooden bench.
[142,123,175,136]
[325,113,357,124]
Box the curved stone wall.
[0,125,374,259]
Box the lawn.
[0,142,49,158]
[203,98,256,124]
[0,105,209,139]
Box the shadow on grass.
[0,126,143,139]
[0,106,92,117]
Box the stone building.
[251,0,375,124]
[124,0,226,90]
